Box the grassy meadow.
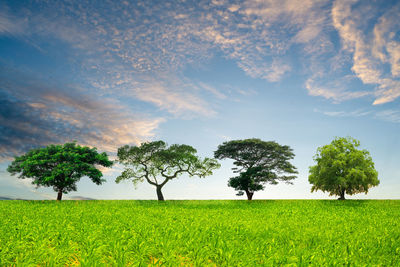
[0,200,399,266]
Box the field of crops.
[0,200,399,266]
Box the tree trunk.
[245,190,254,200]
[338,190,345,200]
[156,185,164,201]
[57,189,63,201]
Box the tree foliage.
[7,142,113,200]
[116,141,220,200]
[214,138,297,200]
[308,137,379,200]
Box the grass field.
[1,200,399,266]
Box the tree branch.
[141,163,157,186]
[159,164,189,186]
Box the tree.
[214,138,297,200]
[116,141,220,201]
[308,137,379,200]
[7,142,113,200]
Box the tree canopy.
[116,140,220,200]
[308,137,379,200]
[7,142,113,200]
[214,138,297,200]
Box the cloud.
[0,9,26,36]
[235,57,292,82]
[0,0,332,89]
[314,108,371,118]
[375,110,400,123]
[198,82,227,100]
[1,0,399,115]
[315,107,400,124]
[0,65,163,160]
[240,0,331,46]
[228,4,240,12]
[372,4,400,78]
[135,84,215,117]
[331,0,400,105]
[90,72,217,117]
[131,76,217,117]
[0,1,219,117]
[305,74,371,102]
[194,0,331,82]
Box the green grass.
[0,200,399,266]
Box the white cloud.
[331,0,400,105]
[91,72,218,117]
[135,83,216,117]
[228,5,240,12]
[196,0,331,82]
[372,5,400,78]
[2,0,399,114]
[1,0,333,103]
[0,67,164,160]
[305,74,371,102]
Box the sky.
[0,0,399,200]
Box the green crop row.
[1,200,399,266]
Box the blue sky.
[0,0,399,200]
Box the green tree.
[309,137,379,200]
[214,138,297,200]
[7,142,113,200]
[116,141,220,201]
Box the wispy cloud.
[0,1,219,117]
[314,108,371,118]
[91,72,218,117]
[305,73,372,103]
[375,110,400,123]
[0,0,332,98]
[0,65,163,160]
[330,0,400,105]
[315,107,400,124]
[198,82,227,100]
[134,82,216,117]
[1,0,399,120]
[194,0,331,82]
[0,8,26,36]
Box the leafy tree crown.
[214,138,297,196]
[7,142,113,193]
[308,136,379,197]
[116,141,220,187]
